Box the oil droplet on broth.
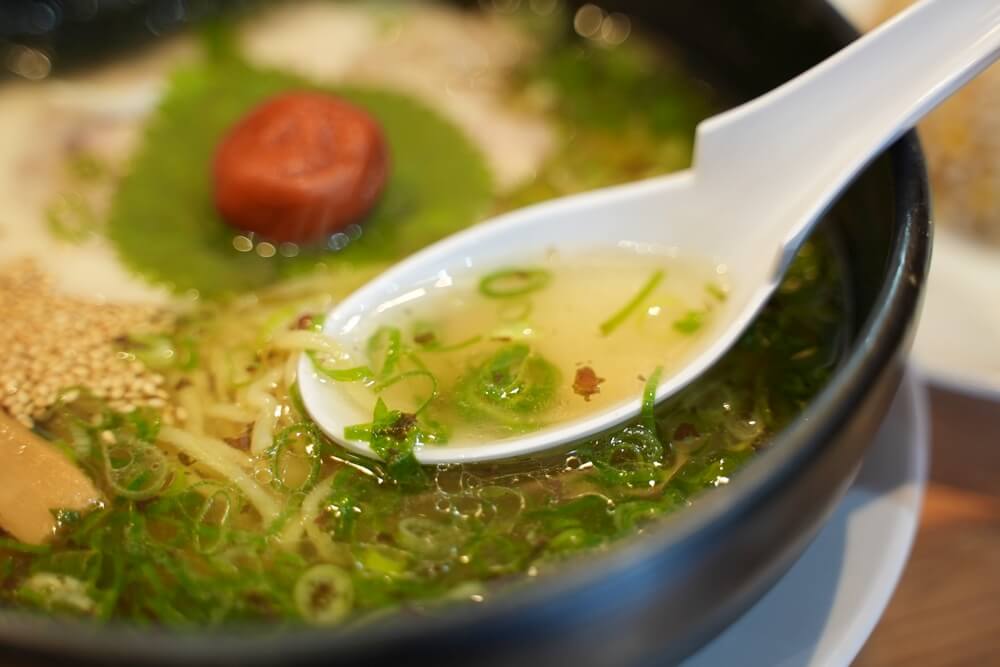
[324,249,728,447]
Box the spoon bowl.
[298,172,746,464]
[300,0,1000,463]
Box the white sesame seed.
[0,261,172,425]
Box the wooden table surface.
[854,386,1000,666]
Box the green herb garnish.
[5,236,844,626]
[268,423,323,493]
[306,351,374,383]
[366,326,403,380]
[371,370,439,415]
[599,269,664,336]
[641,366,663,433]
[706,282,728,302]
[351,398,427,490]
[673,310,704,335]
[478,268,552,299]
[124,333,199,371]
[294,565,354,625]
[412,322,483,352]
[455,343,559,429]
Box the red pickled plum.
[213,92,389,244]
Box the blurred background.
[0,0,231,80]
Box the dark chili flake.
[573,366,605,402]
[673,423,699,440]
[385,413,418,441]
[295,314,316,330]
[414,331,437,346]
[310,582,335,611]
[224,426,253,451]
[490,336,513,343]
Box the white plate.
[684,371,928,667]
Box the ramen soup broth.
[317,250,729,446]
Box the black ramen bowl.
[0,1,931,665]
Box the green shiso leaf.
[108,60,493,298]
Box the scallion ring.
[294,564,354,625]
[478,268,551,299]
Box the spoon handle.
[693,0,1000,272]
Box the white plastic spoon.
[300,0,1000,464]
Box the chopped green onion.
[673,310,704,334]
[373,370,439,415]
[421,334,482,353]
[588,425,664,488]
[411,322,483,353]
[352,399,428,490]
[396,517,462,557]
[599,270,664,336]
[477,486,526,529]
[102,440,169,501]
[343,424,371,441]
[294,564,354,625]
[268,424,323,493]
[673,449,753,494]
[366,326,402,380]
[613,500,663,533]
[641,366,663,433]
[124,334,174,369]
[466,534,529,575]
[191,489,234,554]
[125,334,199,371]
[0,538,51,555]
[312,314,328,330]
[175,338,200,370]
[455,343,559,428]
[478,268,552,299]
[432,335,483,352]
[706,282,728,302]
[354,544,411,577]
[306,350,373,383]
